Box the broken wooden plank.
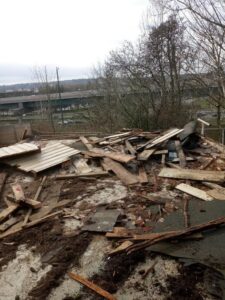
[68,272,117,300]
[34,176,47,201]
[0,204,19,222]
[139,128,183,150]
[139,165,148,183]
[106,227,133,238]
[0,216,21,232]
[0,210,63,239]
[55,171,108,180]
[176,183,213,201]
[125,216,225,254]
[24,211,62,228]
[125,140,136,155]
[97,132,132,145]
[11,183,25,202]
[159,168,225,183]
[138,149,155,161]
[103,158,139,185]
[23,198,42,209]
[153,150,168,155]
[24,177,46,226]
[175,140,186,168]
[86,148,135,164]
[80,136,94,151]
[11,183,41,208]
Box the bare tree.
[176,0,225,29]
[91,15,195,130]
[173,0,225,126]
[33,66,55,132]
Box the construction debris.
[3,142,80,174]
[1,120,225,298]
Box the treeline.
[89,0,225,132]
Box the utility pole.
[56,67,64,124]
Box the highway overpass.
[0,90,102,112]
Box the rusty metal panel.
[0,143,39,159]
[4,142,80,173]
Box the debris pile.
[0,119,225,299]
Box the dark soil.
[166,264,205,300]
[28,230,92,299]
[0,218,92,300]
[78,250,146,300]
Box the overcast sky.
[0,0,149,84]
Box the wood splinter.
[68,272,117,300]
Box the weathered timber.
[86,148,135,163]
[103,158,139,185]
[159,168,225,183]
[176,183,214,201]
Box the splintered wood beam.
[68,272,117,300]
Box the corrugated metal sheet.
[0,143,39,159]
[4,142,80,173]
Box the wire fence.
[204,128,225,144]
